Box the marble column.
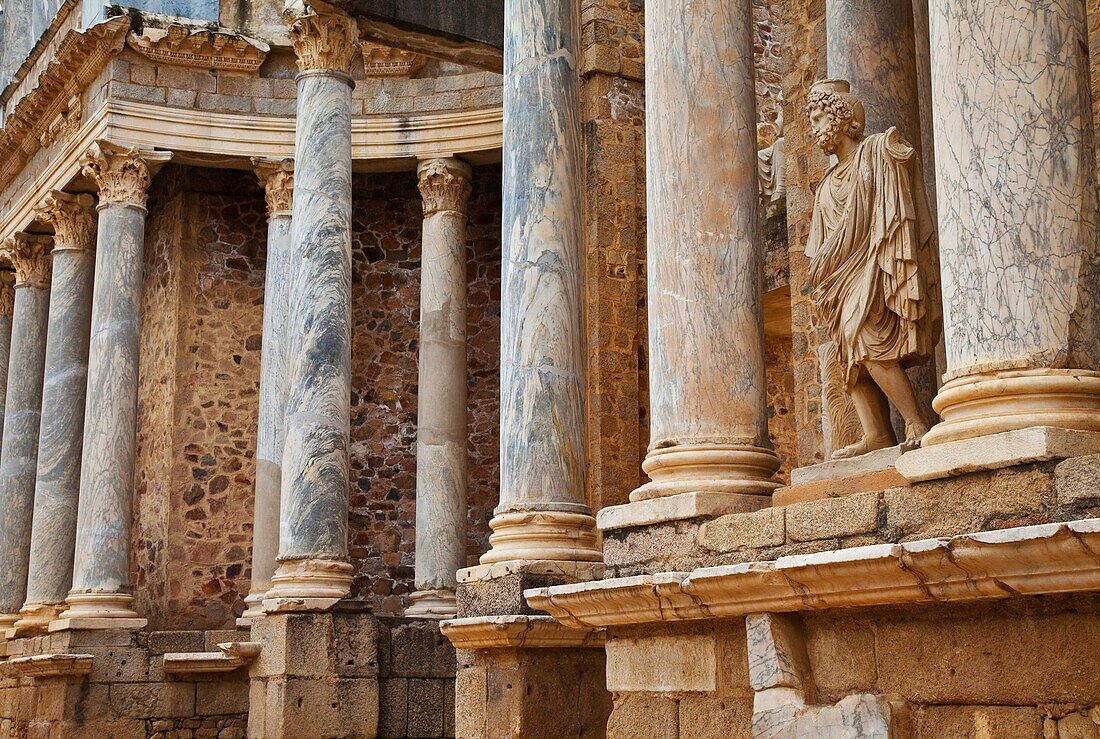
[0,272,15,440]
[263,8,358,609]
[478,0,601,567]
[921,0,1100,449]
[241,158,294,623]
[627,0,779,516]
[408,158,471,618]
[60,141,170,627]
[14,193,97,635]
[0,233,53,630]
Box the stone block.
[333,613,381,677]
[390,621,456,678]
[773,468,908,507]
[110,80,167,104]
[457,573,580,618]
[56,716,146,738]
[785,492,881,542]
[247,679,266,738]
[699,507,786,551]
[454,659,487,739]
[752,693,911,738]
[678,694,753,739]
[148,630,204,655]
[606,694,679,739]
[378,678,408,739]
[109,682,196,719]
[197,92,252,113]
[602,520,706,571]
[746,613,809,692]
[87,646,152,683]
[204,629,245,651]
[597,492,768,530]
[407,678,445,737]
[250,612,333,678]
[263,677,379,739]
[605,631,716,692]
[156,65,216,92]
[196,680,250,715]
[444,678,455,737]
[791,445,903,484]
[1054,454,1100,505]
[913,705,1043,738]
[802,615,877,701]
[51,627,135,649]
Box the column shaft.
[0,234,52,629]
[62,141,170,626]
[479,0,600,566]
[0,273,14,442]
[15,192,96,634]
[243,159,294,622]
[264,9,358,608]
[408,158,471,618]
[923,0,1100,446]
[633,0,779,510]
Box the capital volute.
[79,140,172,210]
[252,158,295,217]
[0,233,53,289]
[417,158,473,217]
[0,271,14,316]
[34,191,97,253]
[286,7,361,78]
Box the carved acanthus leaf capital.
[0,272,15,316]
[287,8,361,76]
[0,234,53,289]
[79,140,172,209]
[34,191,97,252]
[417,158,472,217]
[252,158,295,216]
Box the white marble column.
[408,158,471,618]
[0,272,14,441]
[14,193,97,635]
[477,0,601,567]
[624,0,779,521]
[917,0,1100,452]
[59,141,170,628]
[242,158,294,623]
[0,233,53,630]
[263,8,359,610]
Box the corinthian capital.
[0,271,14,316]
[252,158,295,217]
[417,158,473,217]
[79,140,172,210]
[287,7,361,77]
[0,233,53,289]
[34,191,97,253]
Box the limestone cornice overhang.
[525,519,1100,629]
[440,615,606,650]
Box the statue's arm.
[882,126,916,163]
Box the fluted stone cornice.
[34,191,97,253]
[0,234,53,289]
[252,158,295,217]
[0,271,15,316]
[79,140,172,210]
[417,158,472,217]
[287,8,361,77]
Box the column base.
[9,602,64,637]
[262,558,354,613]
[239,590,267,622]
[924,368,1100,446]
[405,589,457,619]
[631,443,782,502]
[52,592,146,631]
[0,613,18,632]
[479,510,602,565]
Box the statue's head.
[807,79,865,154]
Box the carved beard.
[814,118,845,155]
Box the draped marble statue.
[805,79,941,459]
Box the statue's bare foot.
[831,435,895,460]
[900,421,930,452]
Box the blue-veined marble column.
[13,192,96,635]
[0,233,53,630]
[263,8,358,610]
[407,158,471,619]
[59,141,171,628]
[242,158,294,623]
[920,0,1100,449]
[477,0,601,567]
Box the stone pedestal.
[242,159,294,624]
[476,0,601,569]
[14,193,97,635]
[0,234,52,631]
[58,140,170,629]
[263,8,359,610]
[610,0,779,528]
[407,158,472,620]
[908,0,1100,478]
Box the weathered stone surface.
[785,492,881,542]
[753,693,910,738]
[1054,454,1100,505]
[250,612,333,679]
[802,615,877,701]
[147,630,205,655]
[109,682,196,719]
[389,620,455,679]
[407,678,445,737]
[678,695,753,739]
[745,613,809,692]
[606,694,679,739]
[334,613,382,678]
[378,677,408,739]
[457,573,575,617]
[913,705,1044,738]
[700,507,786,552]
[606,631,716,693]
[195,680,249,716]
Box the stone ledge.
[597,492,769,531]
[9,653,93,678]
[526,518,1100,628]
[162,642,260,674]
[790,445,902,484]
[439,615,605,650]
[47,617,148,632]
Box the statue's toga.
[805,79,941,459]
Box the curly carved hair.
[806,89,865,139]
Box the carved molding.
[440,615,605,650]
[0,16,130,195]
[417,158,471,217]
[0,272,15,316]
[9,653,94,678]
[127,24,269,73]
[361,41,426,78]
[287,9,361,76]
[34,191,97,252]
[252,157,294,217]
[0,234,53,288]
[79,140,172,210]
